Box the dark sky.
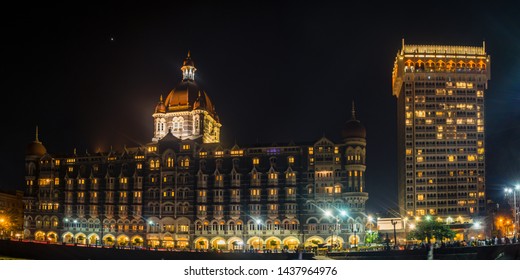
[2,1,519,214]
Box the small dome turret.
[341,101,366,140]
[26,126,47,157]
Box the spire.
[35,126,41,143]
[160,95,163,102]
[187,50,191,58]
[351,100,356,120]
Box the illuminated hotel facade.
[392,40,490,225]
[23,53,370,251]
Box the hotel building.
[23,53,370,251]
[392,40,490,227]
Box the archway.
[227,237,244,251]
[264,236,282,250]
[46,231,58,243]
[74,233,87,245]
[131,235,144,247]
[194,237,209,250]
[103,234,115,246]
[116,234,129,246]
[62,232,74,243]
[88,234,100,246]
[210,237,226,251]
[305,236,324,248]
[247,237,264,251]
[282,237,300,250]
[324,236,344,250]
[34,231,46,241]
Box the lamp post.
[366,216,373,246]
[256,219,262,251]
[353,229,357,248]
[403,217,408,245]
[505,185,519,237]
[390,219,398,249]
[324,210,346,251]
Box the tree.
[408,219,455,244]
[0,208,20,239]
[365,231,379,244]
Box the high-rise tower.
[392,40,490,223]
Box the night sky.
[2,1,519,214]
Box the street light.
[403,217,408,247]
[390,219,398,249]
[324,210,347,251]
[505,185,519,237]
[256,219,262,251]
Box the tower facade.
[152,52,221,143]
[392,40,490,223]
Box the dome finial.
[160,95,163,102]
[351,100,356,120]
[187,50,191,58]
[35,125,40,143]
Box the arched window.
[173,117,184,132]
[167,157,174,168]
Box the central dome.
[164,80,201,110]
[160,53,217,117]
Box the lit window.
[334,147,339,154]
[415,111,425,118]
[253,158,259,165]
[215,151,224,157]
[137,163,143,170]
[288,156,294,164]
[55,160,60,166]
[448,155,456,162]
[182,144,190,150]
[308,147,313,155]
[416,157,424,163]
[199,151,207,158]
